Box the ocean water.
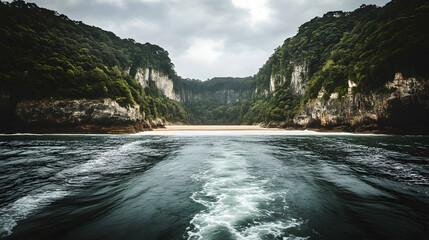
[0,131,428,239]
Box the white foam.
[0,133,41,136]
[57,140,147,181]
[0,190,68,238]
[188,150,300,239]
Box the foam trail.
[0,190,68,238]
[188,149,299,239]
[57,140,147,181]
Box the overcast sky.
[18,0,389,80]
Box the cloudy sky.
[21,0,389,80]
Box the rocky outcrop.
[294,73,429,132]
[135,68,148,88]
[151,70,180,101]
[134,68,180,101]
[269,74,285,93]
[290,63,307,95]
[6,98,164,133]
[254,88,269,97]
[269,74,278,93]
[268,62,307,94]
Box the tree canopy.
[1,0,427,126]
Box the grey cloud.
[19,0,390,80]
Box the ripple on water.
[0,140,151,238]
[343,143,429,186]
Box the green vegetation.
[0,0,188,123]
[1,0,428,126]
[303,0,429,99]
[233,0,429,125]
[174,77,253,124]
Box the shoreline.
[0,124,427,135]
[156,125,428,135]
[154,125,283,131]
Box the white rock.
[290,63,307,95]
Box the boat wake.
[187,148,302,240]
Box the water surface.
[0,131,428,239]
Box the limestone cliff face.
[294,73,429,130]
[132,67,252,104]
[149,70,180,101]
[178,88,251,104]
[290,63,307,95]
[9,98,164,133]
[269,74,284,93]
[210,89,248,104]
[134,68,180,101]
[269,62,307,94]
[134,68,148,88]
[254,88,269,97]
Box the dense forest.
[237,0,429,125]
[179,0,428,125]
[0,0,188,124]
[173,77,253,124]
[1,0,428,127]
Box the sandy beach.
[154,125,284,131]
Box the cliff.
[232,0,429,131]
[132,67,251,105]
[294,74,429,133]
[1,0,428,132]
[268,62,308,95]
[173,77,253,104]
[5,98,164,134]
[180,88,252,104]
[133,68,180,101]
[0,0,189,131]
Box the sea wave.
[0,190,68,238]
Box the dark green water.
[0,131,428,240]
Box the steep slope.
[1,0,428,132]
[236,0,429,131]
[0,0,188,132]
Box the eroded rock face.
[294,73,429,130]
[210,89,244,104]
[179,89,250,104]
[135,68,148,88]
[15,98,144,126]
[132,67,251,104]
[135,68,180,101]
[386,73,424,98]
[268,62,307,94]
[10,98,164,133]
[151,70,180,101]
[254,88,269,97]
[269,74,279,93]
[290,63,307,95]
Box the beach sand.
[154,125,284,131]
